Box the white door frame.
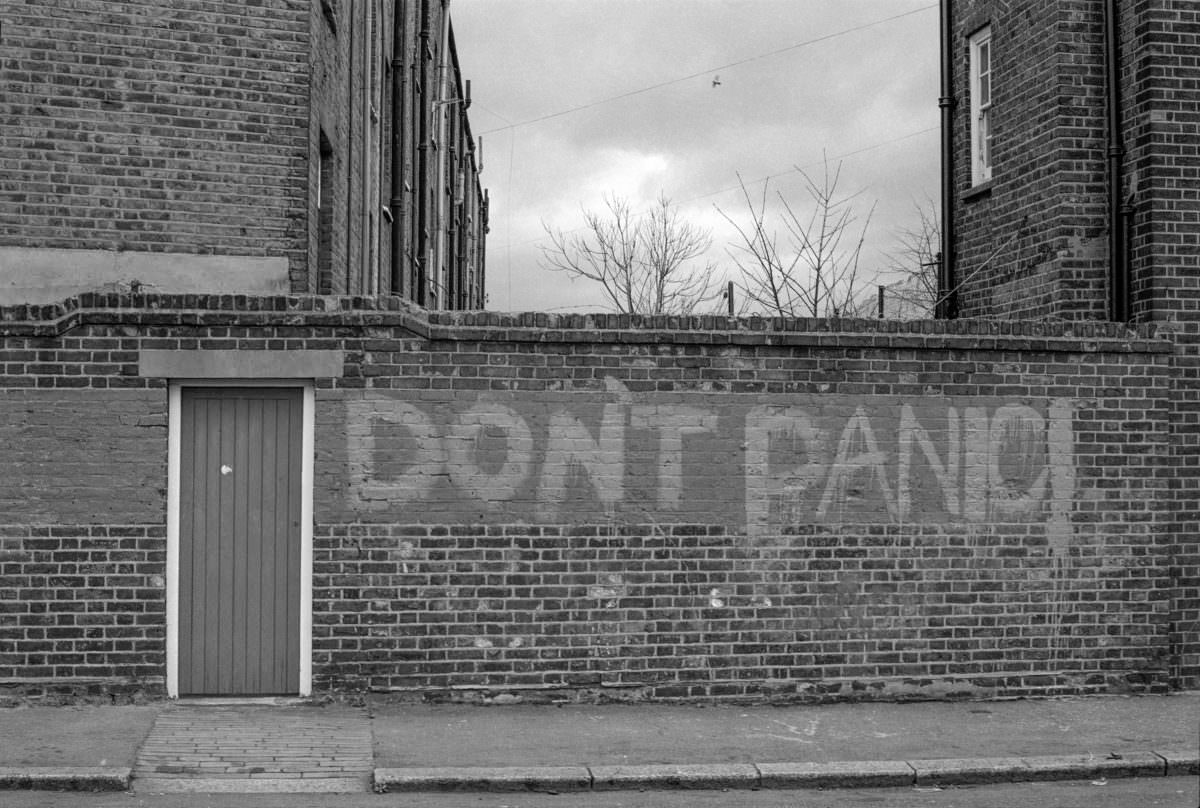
[165,380,315,698]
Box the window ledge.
[964,180,994,202]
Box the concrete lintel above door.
[141,350,344,379]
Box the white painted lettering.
[987,404,1048,518]
[745,405,824,536]
[963,406,990,521]
[346,397,443,507]
[1046,398,1076,555]
[631,404,718,510]
[445,400,533,507]
[535,379,629,519]
[818,406,896,521]
[898,404,961,519]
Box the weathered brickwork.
[950,0,1110,320]
[0,0,311,286]
[1167,326,1200,688]
[0,390,166,523]
[950,0,1200,323]
[0,1,485,307]
[1130,3,1200,686]
[948,0,1200,688]
[0,525,166,700]
[0,296,1186,701]
[1125,0,1200,321]
[312,521,1170,699]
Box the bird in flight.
[712,75,721,87]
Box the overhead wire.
[464,3,940,307]
[477,3,937,137]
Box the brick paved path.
[133,703,373,793]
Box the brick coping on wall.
[0,294,1171,354]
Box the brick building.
[940,0,1199,687]
[0,0,487,308]
[940,0,1197,323]
[0,1,1196,703]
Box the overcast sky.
[450,0,940,314]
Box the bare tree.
[541,193,722,315]
[719,157,876,318]
[879,196,941,319]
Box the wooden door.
[178,387,303,695]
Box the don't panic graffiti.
[344,379,1074,536]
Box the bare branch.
[719,155,877,317]
[880,195,941,319]
[540,193,724,315]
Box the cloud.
[454,0,940,312]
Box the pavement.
[0,693,1196,794]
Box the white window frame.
[969,26,993,186]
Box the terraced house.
[0,0,1196,703]
[1,0,487,307]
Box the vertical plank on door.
[178,387,303,695]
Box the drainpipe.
[346,3,356,294]
[1104,0,1130,322]
[937,0,956,319]
[415,0,432,306]
[433,18,454,309]
[480,187,489,308]
[389,1,406,297]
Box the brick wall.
[951,0,1110,320]
[0,0,485,309]
[0,389,166,523]
[309,0,350,295]
[1142,0,1200,693]
[312,309,1175,699]
[951,0,1200,325]
[0,295,1187,701]
[949,0,1200,689]
[1168,327,1200,689]
[0,525,166,701]
[0,1,311,289]
[1127,0,1200,321]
